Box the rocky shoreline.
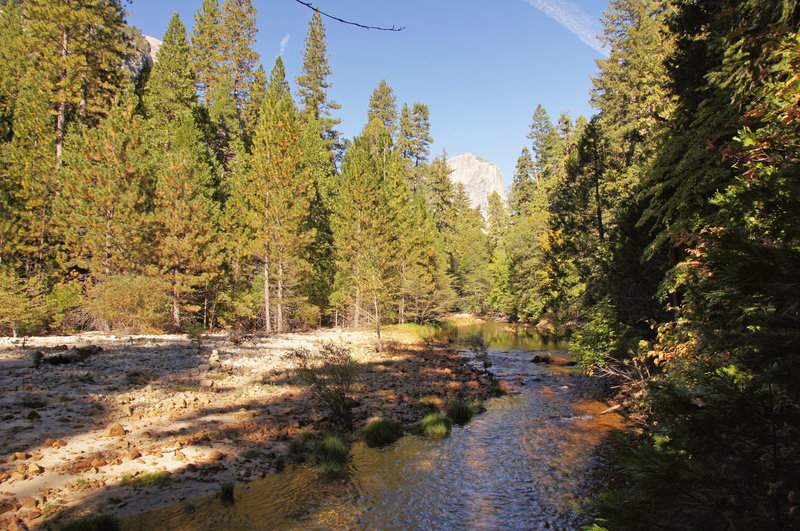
[0,327,497,530]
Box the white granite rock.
[446,153,507,215]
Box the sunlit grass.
[412,412,452,439]
[312,435,349,477]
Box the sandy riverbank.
[0,326,497,530]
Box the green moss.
[361,418,403,447]
[412,412,453,438]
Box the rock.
[125,449,141,461]
[13,453,27,461]
[0,499,17,514]
[10,472,24,482]
[103,423,126,437]
[26,510,41,520]
[25,463,41,475]
[446,153,507,214]
[197,364,210,373]
[24,410,40,420]
[90,457,107,468]
[207,449,224,461]
[21,497,37,509]
[200,379,213,388]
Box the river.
[122,322,623,530]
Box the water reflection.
[122,323,621,530]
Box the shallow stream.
[122,322,623,530]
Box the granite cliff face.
[446,153,507,214]
[121,33,162,79]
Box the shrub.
[56,513,120,531]
[238,448,263,459]
[287,437,307,457]
[85,275,169,332]
[293,303,321,330]
[312,435,349,476]
[361,418,403,447]
[412,412,452,438]
[464,333,491,368]
[287,342,359,427]
[446,401,474,425]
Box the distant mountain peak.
[447,153,507,214]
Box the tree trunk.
[55,29,68,167]
[264,254,271,335]
[276,259,284,333]
[172,269,180,330]
[353,286,360,328]
[373,294,383,352]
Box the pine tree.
[509,147,536,216]
[295,12,342,152]
[228,58,314,334]
[423,153,455,234]
[56,91,148,277]
[0,69,56,275]
[331,130,403,347]
[191,0,222,105]
[220,0,259,114]
[398,102,433,191]
[364,80,398,140]
[23,0,127,165]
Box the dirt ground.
[0,325,497,529]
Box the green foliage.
[463,333,490,368]
[85,275,169,332]
[569,300,631,371]
[219,482,235,504]
[412,411,452,439]
[361,418,403,447]
[287,342,359,427]
[467,396,485,415]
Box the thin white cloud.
[278,34,290,56]
[523,0,609,56]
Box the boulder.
[103,423,126,437]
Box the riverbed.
[121,322,624,530]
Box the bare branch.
[294,0,405,32]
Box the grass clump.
[413,396,442,415]
[312,435,349,476]
[119,471,168,488]
[468,396,485,415]
[361,418,403,447]
[412,412,453,439]
[287,437,307,459]
[464,334,491,368]
[446,400,474,425]
[238,448,263,459]
[56,513,119,531]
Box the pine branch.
[293,0,405,32]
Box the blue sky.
[126,0,608,189]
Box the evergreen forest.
[1,0,799,527]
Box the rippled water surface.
[123,323,623,530]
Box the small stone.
[103,423,126,437]
[125,449,141,461]
[90,457,107,468]
[207,450,224,461]
[27,510,41,520]
[26,463,41,475]
[13,453,27,461]
[24,410,40,420]
[123,405,134,416]
[9,472,24,482]
[199,379,213,388]
[197,364,210,373]
[175,450,186,460]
